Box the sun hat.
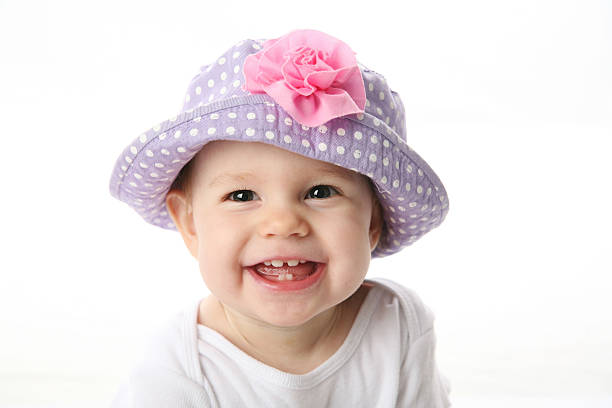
[109,28,449,258]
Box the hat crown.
[179,39,408,143]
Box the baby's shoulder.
[131,299,202,378]
[365,278,437,339]
[112,300,212,407]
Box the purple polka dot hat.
[109,28,449,258]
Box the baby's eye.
[306,185,339,199]
[228,190,258,202]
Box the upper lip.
[245,256,323,267]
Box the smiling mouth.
[251,261,318,282]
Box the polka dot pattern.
[110,38,449,259]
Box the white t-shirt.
[110,278,451,407]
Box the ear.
[165,190,199,259]
[369,196,384,252]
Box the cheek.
[319,206,373,259]
[333,202,372,236]
[195,211,243,250]
[193,213,247,280]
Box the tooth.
[271,260,284,267]
[278,273,285,281]
[287,260,299,267]
[299,260,306,264]
[286,273,293,280]
[264,261,271,266]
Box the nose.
[256,201,310,239]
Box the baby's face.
[168,140,382,328]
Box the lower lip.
[245,262,326,292]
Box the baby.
[109,29,451,407]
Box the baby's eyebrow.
[208,172,257,188]
[208,166,356,188]
[310,166,357,183]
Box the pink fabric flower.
[242,29,366,127]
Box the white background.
[0,0,610,406]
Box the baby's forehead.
[204,162,363,190]
[192,140,363,182]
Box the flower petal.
[296,89,364,127]
[265,80,363,127]
[281,59,315,96]
[305,69,338,91]
[243,53,266,92]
